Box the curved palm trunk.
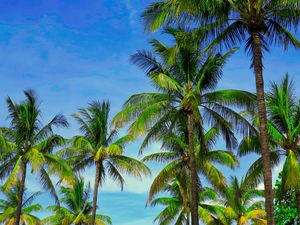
[187,113,199,225]
[91,161,101,225]
[295,188,300,223]
[15,159,27,225]
[252,32,275,225]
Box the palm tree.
[0,183,42,225]
[143,123,239,205]
[222,176,267,225]
[43,177,112,225]
[112,28,255,225]
[0,90,73,225]
[150,175,191,225]
[60,100,150,225]
[239,74,300,221]
[150,176,227,225]
[142,2,300,223]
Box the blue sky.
[0,0,300,225]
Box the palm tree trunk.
[15,159,27,225]
[91,161,101,225]
[295,188,300,223]
[252,32,275,225]
[187,113,199,225]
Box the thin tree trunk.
[187,113,199,225]
[182,188,190,225]
[91,161,101,225]
[186,212,190,225]
[295,188,300,224]
[252,32,275,225]
[15,159,27,225]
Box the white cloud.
[123,0,137,28]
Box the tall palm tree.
[0,183,42,225]
[0,90,73,225]
[142,2,300,223]
[239,74,300,221]
[43,177,112,225]
[150,176,227,225]
[60,101,150,225]
[222,176,267,225]
[112,28,255,225]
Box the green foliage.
[274,173,299,225]
[143,123,240,203]
[0,0,300,221]
[61,101,150,187]
[238,75,300,221]
[59,100,150,224]
[112,26,255,225]
[150,177,226,225]
[43,177,112,225]
[142,1,300,223]
[0,183,42,225]
[112,28,256,139]
[142,0,300,57]
[0,90,73,204]
[222,176,267,225]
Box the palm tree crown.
[150,177,226,225]
[0,90,73,225]
[222,176,266,225]
[0,183,42,225]
[113,28,255,139]
[61,100,150,224]
[43,177,112,225]
[143,122,239,204]
[143,0,300,53]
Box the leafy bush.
[274,173,299,225]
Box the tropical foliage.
[0,183,42,225]
[222,176,266,225]
[0,1,299,224]
[274,173,299,225]
[0,90,73,225]
[143,122,239,204]
[150,177,226,225]
[43,177,112,225]
[112,27,255,225]
[59,100,150,224]
[239,74,300,220]
[142,1,300,224]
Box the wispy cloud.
[123,0,138,28]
